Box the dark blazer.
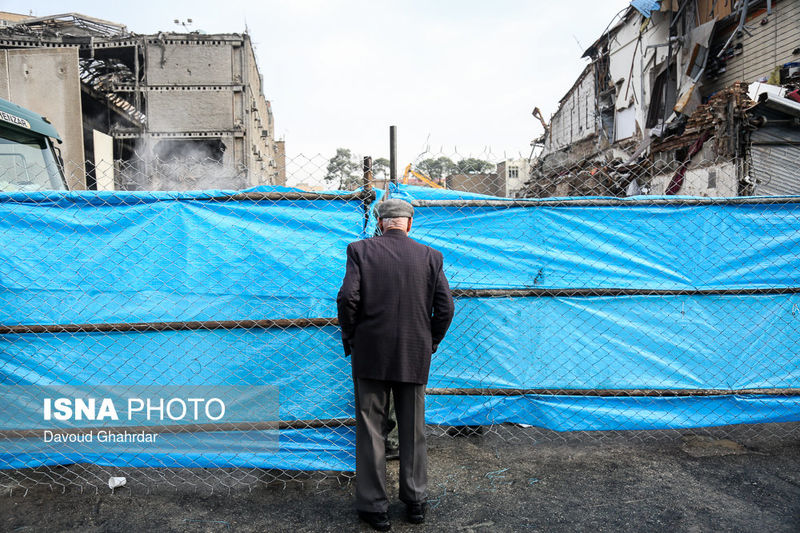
[336,229,455,384]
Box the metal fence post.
[389,125,397,185]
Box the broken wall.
[543,65,597,156]
[145,41,233,85]
[650,160,738,196]
[146,90,235,131]
[0,47,85,189]
[242,36,280,186]
[137,35,280,189]
[606,11,671,142]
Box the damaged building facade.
[526,0,800,198]
[0,12,285,190]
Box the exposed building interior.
[526,0,800,198]
[0,12,286,190]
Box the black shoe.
[406,502,427,524]
[358,510,391,531]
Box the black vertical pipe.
[389,125,397,184]
[362,156,373,230]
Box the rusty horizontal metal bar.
[2,388,795,439]
[5,285,799,335]
[0,418,356,440]
[424,388,800,397]
[207,190,376,202]
[410,196,800,208]
[0,318,338,335]
[451,287,800,298]
[0,190,376,206]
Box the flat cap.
[376,198,414,219]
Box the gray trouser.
[353,377,427,512]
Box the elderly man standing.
[337,198,454,531]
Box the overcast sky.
[8,1,630,169]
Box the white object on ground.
[108,476,127,489]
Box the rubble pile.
[683,82,752,136]
[653,81,753,156]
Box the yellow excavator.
[401,163,445,189]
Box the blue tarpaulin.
[1,185,798,472]
[395,185,800,435]
[0,189,363,471]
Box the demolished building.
[0,12,285,190]
[525,0,800,198]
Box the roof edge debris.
[7,12,127,37]
[581,7,636,59]
[0,12,251,41]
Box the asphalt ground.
[2,424,799,532]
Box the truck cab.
[0,97,67,192]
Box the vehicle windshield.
[0,128,66,192]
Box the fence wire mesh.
[0,146,798,494]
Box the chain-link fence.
[0,146,798,494]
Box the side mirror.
[53,145,65,174]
